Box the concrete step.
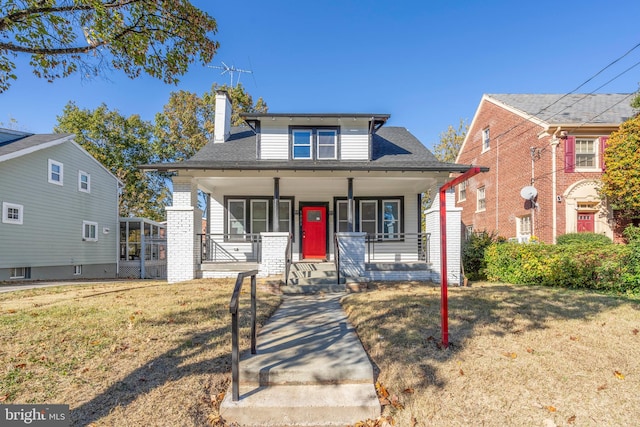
[220,383,380,427]
[289,270,338,279]
[291,262,336,272]
[281,282,346,294]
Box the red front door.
[577,212,595,232]
[302,206,327,259]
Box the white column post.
[425,188,462,284]
[166,176,201,283]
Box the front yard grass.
[342,281,640,426]
[1,279,639,426]
[0,279,281,426]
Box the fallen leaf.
[546,406,557,412]
[569,336,578,341]
[502,352,517,359]
[459,369,465,376]
[379,397,390,406]
[614,370,625,380]
[390,395,404,410]
[14,363,26,369]
[0,394,8,402]
[597,384,607,391]
[567,415,576,424]
[90,340,100,346]
[633,328,639,335]
[7,309,16,314]
[410,416,418,427]
[402,388,414,394]
[375,381,389,398]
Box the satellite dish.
[520,186,538,200]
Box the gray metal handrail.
[229,269,259,402]
[365,232,431,263]
[199,233,262,263]
[283,233,292,285]
[333,234,341,285]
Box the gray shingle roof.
[487,93,637,124]
[0,133,73,158]
[159,126,471,172]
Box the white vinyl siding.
[340,130,369,160]
[260,128,289,159]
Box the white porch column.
[166,176,201,283]
[259,232,290,277]
[425,188,462,285]
[336,232,366,278]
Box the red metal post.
[438,167,484,349]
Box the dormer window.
[291,127,338,160]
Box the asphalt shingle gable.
[488,93,636,124]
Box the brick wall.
[457,97,612,244]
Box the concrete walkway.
[220,292,380,426]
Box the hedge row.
[484,242,640,294]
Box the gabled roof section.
[486,93,636,126]
[0,132,74,162]
[146,126,473,173]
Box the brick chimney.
[214,90,232,143]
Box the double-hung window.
[48,159,63,185]
[251,200,269,234]
[360,201,378,236]
[83,221,98,241]
[291,127,338,160]
[292,129,312,159]
[228,200,247,239]
[482,128,490,152]
[575,138,597,169]
[458,181,467,202]
[477,186,486,212]
[78,171,90,192]
[2,202,23,225]
[336,200,350,232]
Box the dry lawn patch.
[342,282,640,427]
[0,279,280,426]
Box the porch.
[197,231,437,285]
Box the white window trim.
[48,159,64,185]
[359,200,378,235]
[476,186,486,212]
[78,170,91,193]
[278,199,292,233]
[250,200,269,234]
[2,202,23,225]
[227,199,247,237]
[574,137,599,172]
[336,200,349,232]
[292,129,313,159]
[382,199,400,240]
[481,128,490,153]
[316,129,338,160]
[10,267,28,279]
[458,181,467,203]
[83,220,98,241]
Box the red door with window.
[301,206,327,259]
[577,212,595,232]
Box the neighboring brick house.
[456,94,637,243]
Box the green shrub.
[462,230,502,280]
[484,241,631,293]
[556,232,612,246]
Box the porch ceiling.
[190,170,450,195]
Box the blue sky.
[2,0,640,151]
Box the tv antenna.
[207,62,253,87]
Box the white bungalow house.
[146,91,477,286]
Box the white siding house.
[0,129,121,281]
[144,91,477,285]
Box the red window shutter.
[564,136,575,173]
[600,136,609,171]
